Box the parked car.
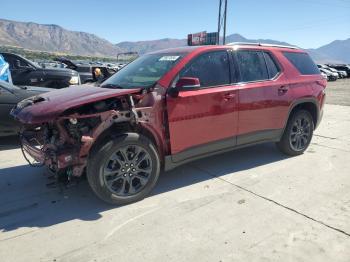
[0,53,80,89]
[320,72,328,80]
[326,64,350,78]
[317,64,339,78]
[319,68,337,81]
[54,58,118,83]
[333,69,347,78]
[11,43,326,205]
[0,80,50,136]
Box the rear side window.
[283,52,319,75]
[263,52,280,79]
[179,51,230,88]
[236,51,268,82]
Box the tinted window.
[283,52,319,75]
[2,54,30,69]
[179,51,230,88]
[263,52,280,79]
[236,51,268,82]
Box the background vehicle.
[326,64,350,78]
[0,80,50,136]
[319,68,337,81]
[318,64,339,79]
[54,58,118,83]
[0,52,80,89]
[12,44,326,205]
[320,72,328,80]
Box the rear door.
[233,50,291,144]
[166,50,239,160]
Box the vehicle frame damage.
[18,92,162,185]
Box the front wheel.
[87,133,160,205]
[276,110,314,156]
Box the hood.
[20,85,52,93]
[38,67,78,76]
[12,85,51,101]
[12,85,141,124]
[54,58,77,70]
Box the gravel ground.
[1,81,350,262]
[325,79,350,106]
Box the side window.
[2,55,29,69]
[263,52,280,79]
[179,51,230,88]
[2,55,15,69]
[236,51,268,82]
[283,52,319,75]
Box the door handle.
[223,93,236,100]
[278,85,289,94]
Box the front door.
[2,54,36,86]
[0,84,18,135]
[166,50,238,161]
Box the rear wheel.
[276,110,314,156]
[87,133,160,205]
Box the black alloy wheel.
[87,133,160,205]
[276,110,314,156]
[103,144,153,197]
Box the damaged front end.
[12,86,164,185]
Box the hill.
[0,19,122,57]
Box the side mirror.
[168,77,201,98]
[175,77,200,89]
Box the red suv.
[12,43,326,205]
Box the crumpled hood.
[12,85,141,124]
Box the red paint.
[13,44,326,175]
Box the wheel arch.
[89,122,164,164]
[285,98,320,131]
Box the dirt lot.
[0,80,350,262]
[325,79,350,106]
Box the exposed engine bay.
[17,92,161,186]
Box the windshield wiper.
[101,83,125,89]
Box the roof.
[226,42,299,49]
[148,42,301,55]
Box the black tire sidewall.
[278,110,314,156]
[87,133,160,205]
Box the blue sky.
[1,0,349,48]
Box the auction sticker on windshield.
[159,56,180,61]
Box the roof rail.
[226,42,299,49]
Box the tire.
[276,110,314,156]
[87,133,160,205]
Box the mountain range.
[0,18,349,63]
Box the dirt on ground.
[325,79,350,106]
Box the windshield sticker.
[159,56,180,61]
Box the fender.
[282,97,320,134]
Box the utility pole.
[217,0,228,45]
[223,0,228,44]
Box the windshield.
[101,53,184,89]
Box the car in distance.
[319,68,337,81]
[0,52,80,89]
[326,64,350,78]
[11,43,326,205]
[0,80,50,136]
[54,58,118,84]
